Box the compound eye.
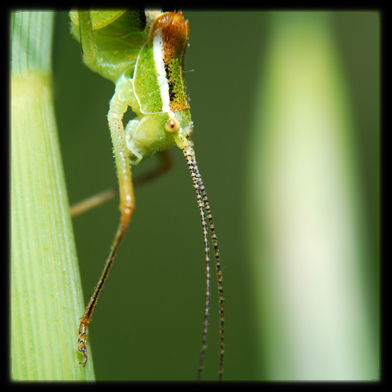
[165,117,180,134]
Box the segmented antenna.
[183,146,225,381]
[193,157,225,381]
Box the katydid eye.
[165,117,180,133]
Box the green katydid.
[70,9,224,380]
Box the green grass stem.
[11,11,95,380]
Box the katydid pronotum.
[70,9,224,380]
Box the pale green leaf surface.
[11,11,95,381]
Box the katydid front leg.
[77,91,135,365]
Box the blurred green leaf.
[246,12,379,380]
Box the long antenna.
[183,146,225,381]
[193,158,225,381]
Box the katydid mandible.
[70,9,224,380]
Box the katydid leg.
[70,187,118,218]
[70,150,173,217]
[77,91,135,365]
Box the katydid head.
[125,109,193,164]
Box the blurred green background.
[52,11,379,380]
